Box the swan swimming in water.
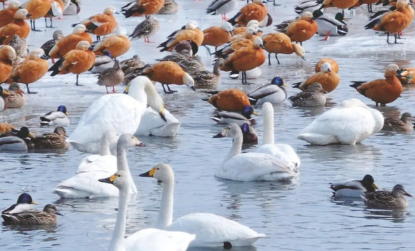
[139,163,265,248]
[98,134,195,251]
[298,98,384,145]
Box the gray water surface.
[2,0,415,250]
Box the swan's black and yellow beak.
[159,105,167,122]
[139,167,157,177]
[99,174,119,184]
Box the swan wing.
[256,144,301,168]
[168,213,264,248]
[68,94,145,153]
[216,153,298,181]
[135,107,180,137]
[123,228,195,251]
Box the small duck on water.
[2,204,61,225]
[40,105,70,126]
[362,184,412,209]
[330,174,378,199]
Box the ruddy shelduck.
[0,123,16,134]
[93,28,131,58]
[0,1,20,28]
[319,0,360,10]
[262,32,305,65]
[75,6,118,41]
[315,58,339,73]
[229,26,258,44]
[49,24,92,58]
[365,0,413,44]
[43,0,65,28]
[21,0,54,31]
[219,37,266,84]
[350,64,403,106]
[228,0,268,27]
[0,45,16,83]
[293,62,340,93]
[49,41,95,86]
[121,0,165,18]
[0,8,30,45]
[202,22,233,52]
[142,61,196,94]
[208,89,254,113]
[285,11,318,45]
[214,27,259,58]
[7,48,49,94]
[158,21,204,52]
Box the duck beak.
[40,54,49,60]
[253,111,259,116]
[283,83,290,87]
[191,86,196,91]
[372,183,379,190]
[28,132,35,139]
[396,69,403,77]
[32,200,38,205]
[65,112,69,115]
[213,132,225,138]
[301,56,306,61]
[404,191,413,197]
[18,89,25,94]
[55,211,63,216]
[2,90,10,96]
[133,136,145,147]
[139,167,157,177]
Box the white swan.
[54,132,139,198]
[213,123,299,181]
[139,163,265,248]
[297,98,384,145]
[99,135,195,251]
[68,76,166,154]
[136,107,180,137]
[255,102,301,168]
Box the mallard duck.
[191,59,220,90]
[0,126,34,138]
[289,83,327,107]
[90,51,114,74]
[2,193,37,214]
[211,109,255,126]
[97,60,124,94]
[2,204,61,225]
[241,123,258,144]
[32,126,69,149]
[206,0,237,20]
[40,105,69,126]
[157,0,179,14]
[330,174,378,199]
[0,126,34,151]
[129,15,160,43]
[382,112,414,132]
[6,83,25,108]
[157,52,205,75]
[313,10,348,38]
[363,184,412,209]
[138,163,265,247]
[120,54,145,75]
[0,85,10,111]
[298,99,384,145]
[213,123,299,181]
[40,30,64,63]
[248,77,287,105]
[295,0,321,14]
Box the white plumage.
[136,107,180,137]
[298,98,384,145]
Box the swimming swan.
[213,123,299,181]
[298,98,384,145]
[255,102,301,168]
[68,76,166,153]
[139,163,265,248]
[98,135,195,251]
[54,132,140,198]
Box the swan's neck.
[224,131,243,162]
[157,180,174,229]
[263,109,274,145]
[109,187,129,251]
[100,136,111,156]
[128,83,147,105]
[117,146,138,194]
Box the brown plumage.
[262,32,305,65]
[202,23,233,48]
[43,0,65,28]
[78,6,117,40]
[294,62,340,92]
[350,64,403,106]
[209,89,251,112]
[49,41,96,86]
[49,24,91,58]
[6,83,25,108]
[97,60,124,94]
[93,28,131,58]
[383,112,414,132]
[32,126,69,149]
[315,58,339,73]
[228,0,267,27]
[0,8,30,45]
[0,123,15,134]
[2,204,60,225]
[0,45,16,83]
[143,61,196,93]
[321,0,360,9]
[23,0,53,30]
[284,11,318,45]
[7,48,48,94]
[0,1,20,28]
[121,0,165,18]
[158,21,204,52]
